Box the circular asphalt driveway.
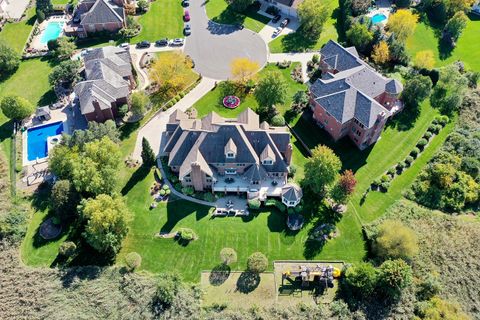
[184,1,268,80]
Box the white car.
[170,38,184,46]
[119,43,130,49]
[273,27,283,37]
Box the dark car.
[184,24,191,36]
[236,23,244,30]
[155,38,169,46]
[182,0,189,7]
[136,41,151,48]
[272,14,281,23]
[280,18,290,28]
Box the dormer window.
[224,138,237,160]
[263,159,273,165]
[226,152,235,159]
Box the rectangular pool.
[27,121,64,161]
[40,21,65,45]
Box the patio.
[29,15,67,51]
[212,174,286,200]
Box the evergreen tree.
[141,137,156,167]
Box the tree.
[247,252,268,273]
[227,0,254,12]
[271,115,286,126]
[418,297,470,320]
[80,194,130,253]
[149,52,193,96]
[298,0,329,39]
[154,272,182,308]
[51,180,78,220]
[141,137,156,167]
[346,23,373,53]
[58,241,76,257]
[0,41,20,77]
[64,120,120,148]
[0,95,35,121]
[413,50,435,70]
[254,71,288,110]
[125,252,142,271]
[351,0,371,15]
[220,248,237,265]
[49,144,78,180]
[137,0,149,12]
[387,35,410,65]
[130,91,148,117]
[373,220,419,260]
[395,0,411,8]
[402,74,433,108]
[345,262,378,297]
[378,259,413,297]
[49,60,81,87]
[338,170,357,195]
[52,37,76,60]
[371,41,390,65]
[304,145,341,195]
[444,11,468,41]
[230,58,259,84]
[387,10,418,42]
[430,64,468,115]
[36,0,52,17]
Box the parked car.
[155,38,169,46]
[236,23,244,30]
[184,10,190,21]
[136,41,151,48]
[272,14,281,23]
[273,27,282,37]
[184,24,191,36]
[280,18,290,28]
[182,0,189,7]
[170,38,185,46]
[119,43,130,49]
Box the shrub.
[423,131,433,140]
[312,54,320,64]
[220,247,237,265]
[274,200,287,213]
[405,156,414,165]
[179,92,185,98]
[248,199,261,210]
[387,167,396,175]
[167,101,174,108]
[417,138,428,149]
[177,228,197,241]
[181,186,194,196]
[294,203,304,213]
[165,189,171,195]
[439,115,449,126]
[118,104,129,117]
[381,174,391,182]
[271,115,285,126]
[378,259,413,297]
[159,189,166,196]
[345,262,378,297]
[125,252,142,271]
[58,241,76,257]
[288,164,297,178]
[434,124,443,133]
[380,181,390,191]
[398,161,407,170]
[417,273,442,301]
[411,147,420,158]
[175,95,181,101]
[154,273,182,308]
[247,252,268,273]
[427,124,436,133]
[372,178,382,187]
[203,192,216,202]
[373,220,419,260]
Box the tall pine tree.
[141,137,156,167]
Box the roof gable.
[81,0,124,25]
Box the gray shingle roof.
[320,40,362,72]
[81,0,124,25]
[282,183,303,202]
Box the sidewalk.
[131,76,217,161]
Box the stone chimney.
[285,143,293,165]
[191,162,204,192]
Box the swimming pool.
[371,13,387,24]
[27,121,64,161]
[40,21,65,45]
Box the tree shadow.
[59,265,103,288]
[161,198,210,232]
[438,37,454,60]
[236,271,260,293]
[266,208,287,233]
[121,165,151,195]
[279,28,318,53]
[209,263,231,286]
[332,7,346,43]
[38,89,57,107]
[386,104,421,131]
[30,182,52,212]
[119,121,140,141]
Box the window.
[289,201,295,206]
[226,152,235,159]
[225,169,236,175]
[185,178,191,183]
[263,159,273,165]
[206,177,212,182]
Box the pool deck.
[367,0,392,25]
[30,16,67,51]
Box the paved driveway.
[184,1,268,80]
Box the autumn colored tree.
[374,220,419,260]
[330,169,357,205]
[372,41,390,65]
[387,10,418,42]
[304,145,342,195]
[149,52,193,97]
[413,50,435,70]
[230,58,259,84]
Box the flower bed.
[223,95,240,109]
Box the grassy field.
[0,8,36,53]
[406,14,480,72]
[131,0,184,43]
[268,0,339,53]
[206,0,270,33]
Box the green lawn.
[268,0,339,53]
[0,7,36,53]
[131,0,184,43]
[406,14,480,72]
[206,0,270,33]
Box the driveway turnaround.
[184,1,268,80]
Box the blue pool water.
[40,22,64,45]
[371,13,387,24]
[27,121,64,161]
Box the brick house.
[309,40,403,150]
[163,108,302,202]
[66,0,125,38]
[74,46,134,122]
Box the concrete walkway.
[268,52,317,83]
[131,76,217,160]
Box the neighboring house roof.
[74,46,132,115]
[165,108,291,179]
[282,183,303,202]
[80,0,124,26]
[275,0,304,8]
[311,40,401,128]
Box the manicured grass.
[131,0,184,43]
[406,14,480,71]
[268,0,339,53]
[206,0,270,33]
[0,58,55,106]
[0,7,36,53]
